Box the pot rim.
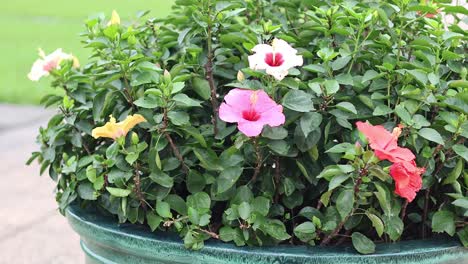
[66,204,466,262]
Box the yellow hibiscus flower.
[92,114,146,140]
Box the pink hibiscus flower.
[389,160,425,202]
[219,89,285,137]
[356,121,415,163]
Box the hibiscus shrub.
[29,0,468,254]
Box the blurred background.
[0,1,173,263]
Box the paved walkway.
[0,104,83,264]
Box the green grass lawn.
[0,0,174,105]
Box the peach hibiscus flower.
[28,48,79,81]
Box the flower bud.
[128,35,137,46]
[109,10,121,26]
[163,69,171,83]
[131,132,139,145]
[237,70,245,82]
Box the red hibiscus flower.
[389,161,425,202]
[356,121,415,163]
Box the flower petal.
[28,59,48,81]
[389,161,424,202]
[237,120,265,137]
[258,105,285,127]
[265,67,290,81]
[374,147,416,163]
[120,114,147,133]
[223,88,254,111]
[253,90,280,112]
[219,102,243,123]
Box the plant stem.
[274,157,281,203]
[58,106,91,155]
[400,200,408,221]
[204,0,218,136]
[422,188,430,239]
[251,138,263,183]
[320,170,364,246]
[197,228,219,239]
[133,162,147,211]
[162,108,189,174]
[122,77,135,108]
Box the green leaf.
[251,196,270,216]
[262,126,288,140]
[406,69,428,84]
[187,171,206,193]
[146,211,162,231]
[188,207,200,225]
[366,213,384,237]
[86,165,97,183]
[192,77,211,100]
[351,232,376,254]
[326,143,354,153]
[383,215,404,241]
[156,201,173,218]
[373,105,393,116]
[294,222,316,243]
[167,111,190,126]
[106,187,131,197]
[149,170,174,188]
[238,202,251,220]
[374,183,391,215]
[452,198,468,209]
[217,167,243,193]
[328,174,350,191]
[187,192,211,213]
[282,90,314,112]
[134,96,162,108]
[125,152,139,165]
[107,169,133,184]
[418,128,445,145]
[219,226,245,246]
[457,226,468,247]
[324,80,340,95]
[165,194,187,215]
[283,177,296,196]
[317,165,354,180]
[300,112,322,136]
[172,93,202,107]
[432,210,455,236]
[395,105,413,125]
[452,144,468,162]
[362,70,380,84]
[444,97,468,114]
[331,56,351,71]
[303,64,326,73]
[336,102,357,115]
[77,182,98,200]
[336,189,354,219]
[443,158,463,184]
[261,219,291,241]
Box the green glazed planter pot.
[66,205,468,264]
